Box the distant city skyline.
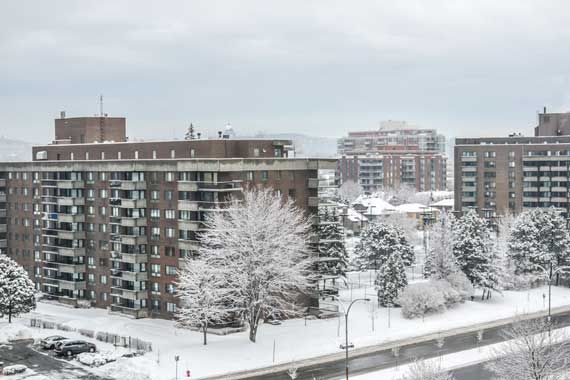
[2,1,570,142]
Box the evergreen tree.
[0,255,36,323]
[356,221,415,270]
[375,253,408,307]
[508,208,570,284]
[185,123,196,140]
[427,211,458,280]
[453,210,498,294]
[317,208,348,281]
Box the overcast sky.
[2,0,570,143]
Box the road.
[0,340,111,380]
[239,311,570,380]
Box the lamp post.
[339,298,370,380]
[536,262,570,331]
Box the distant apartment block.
[454,109,570,220]
[337,121,448,193]
[0,115,335,319]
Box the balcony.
[56,198,85,206]
[0,210,5,218]
[119,181,147,191]
[308,197,319,207]
[178,200,199,212]
[0,239,6,248]
[57,263,86,274]
[178,182,198,192]
[56,180,85,189]
[178,220,201,231]
[120,217,147,227]
[111,270,148,282]
[110,305,148,319]
[110,251,148,264]
[58,279,87,291]
[120,199,147,209]
[0,179,5,187]
[111,287,148,301]
[57,247,86,257]
[308,178,319,189]
[0,225,6,233]
[0,194,6,202]
[198,181,243,192]
[120,235,148,245]
[57,230,86,240]
[58,214,85,223]
[178,240,199,251]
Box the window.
[151,245,160,257]
[165,265,177,276]
[117,152,122,160]
[151,282,160,294]
[166,303,177,313]
[165,172,175,182]
[164,190,174,201]
[509,161,516,168]
[100,189,108,198]
[101,152,105,160]
[151,264,161,277]
[165,209,175,219]
[260,171,268,181]
[100,275,107,285]
[151,227,160,240]
[254,148,260,157]
[134,151,139,159]
[509,151,516,158]
[165,227,176,238]
[87,257,95,268]
[484,151,496,158]
[99,206,107,216]
[88,273,95,284]
[166,283,176,294]
[150,209,160,219]
[246,171,254,181]
[165,246,175,257]
[100,172,108,181]
[170,149,176,159]
[87,189,95,200]
[85,152,90,160]
[151,190,160,200]
[190,149,195,158]
[99,224,107,233]
[152,150,157,159]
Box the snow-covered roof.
[351,196,396,215]
[347,207,368,222]
[394,203,428,213]
[431,198,454,207]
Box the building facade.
[0,116,335,320]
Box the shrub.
[432,280,462,307]
[446,271,474,300]
[398,283,446,319]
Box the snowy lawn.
[1,285,569,379]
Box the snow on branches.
[356,221,415,271]
[180,188,314,343]
[0,255,36,323]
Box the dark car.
[55,340,96,357]
[40,335,68,350]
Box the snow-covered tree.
[487,318,570,380]
[338,180,363,203]
[0,255,36,323]
[184,123,196,140]
[317,208,348,283]
[398,282,446,320]
[400,359,455,380]
[426,212,458,280]
[198,188,314,343]
[453,210,499,296]
[385,213,421,246]
[375,253,408,307]
[508,208,570,284]
[356,221,414,270]
[176,258,231,345]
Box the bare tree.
[399,359,455,380]
[198,188,314,343]
[487,318,570,380]
[176,258,230,345]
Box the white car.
[40,335,68,350]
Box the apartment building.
[454,109,570,219]
[0,115,335,319]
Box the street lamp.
[339,298,370,380]
[536,262,570,330]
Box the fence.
[29,318,152,353]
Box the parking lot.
[0,340,111,380]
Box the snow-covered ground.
[2,285,569,380]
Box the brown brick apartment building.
[454,109,570,220]
[0,116,335,319]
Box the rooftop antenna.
[99,94,104,117]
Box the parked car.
[40,336,68,350]
[55,340,96,357]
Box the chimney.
[197,132,201,139]
[60,111,66,119]
[544,106,547,114]
[218,131,222,138]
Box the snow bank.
[2,364,27,375]
[77,351,122,367]
[0,323,32,343]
